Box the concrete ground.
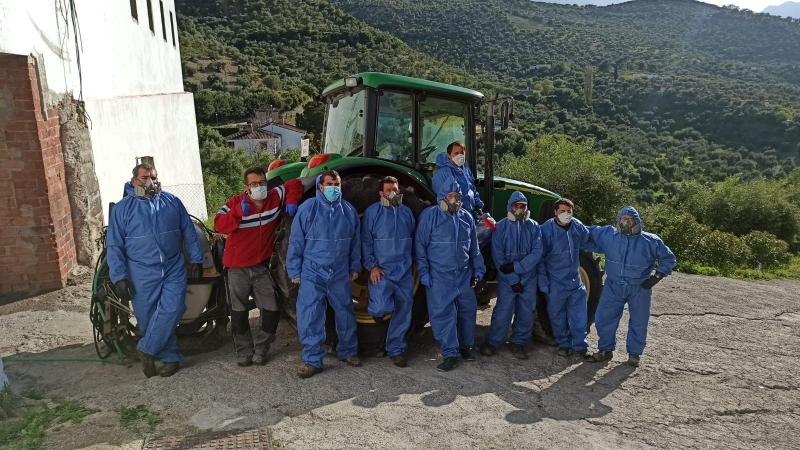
[1,271,799,449]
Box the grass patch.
[0,386,15,418]
[0,390,98,450]
[20,389,44,402]
[675,256,800,280]
[115,405,163,433]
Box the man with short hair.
[362,176,416,367]
[537,198,598,360]
[122,167,157,198]
[432,141,484,218]
[481,191,542,360]
[107,163,205,378]
[288,170,362,378]
[215,167,302,367]
[414,181,486,372]
[588,206,676,367]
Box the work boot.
[460,348,477,361]
[237,354,253,367]
[137,349,157,378]
[508,343,528,360]
[252,353,268,366]
[556,347,571,357]
[344,355,362,367]
[575,349,593,361]
[479,344,497,357]
[389,354,407,368]
[297,364,322,379]
[627,354,640,368]
[592,351,614,362]
[436,357,458,372]
[159,362,180,378]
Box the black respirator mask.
[134,178,161,198]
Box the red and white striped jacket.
[214,179,303,269]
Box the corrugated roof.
[227,129,281,141]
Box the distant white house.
[227,128,281,155]
[260,122,307,153]
[529,64,552,71]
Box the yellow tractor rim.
[579,266,591,300]
[351,265,421,324]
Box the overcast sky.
[699,0,787,11]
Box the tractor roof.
[321,72,484,101]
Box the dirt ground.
[2,271,799,450]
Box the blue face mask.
[323,186,341,202]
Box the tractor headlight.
[344,77,360,87]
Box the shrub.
[696,230,751,269]
[742,231,792,268]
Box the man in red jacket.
[215,167,302,367]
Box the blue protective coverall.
[588,206,676,356]
[485,191,543,348]
[537,216,598,352]
[107,183,204,362]
[287,184,361,368]
[432,152,484,214]
[361,201,416,357]
[414,182,486,358]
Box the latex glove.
[471,277,480,288]
[114,279,136,302]
[500,262,515,274]
[511,282,524,294]
[190,263,204,280]
[350,272,359,281]
[286,203,298,217]
[420,273,432,287]
[291,278,300,284]
[370,266,385,285]
[474,279,488,295]
[240,197,251,216]
[474,207,483,217]
[641,272,665,289]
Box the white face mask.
[452,154,466,167]
[557,211,573,224]
[249,185,268,201]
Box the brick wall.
[0,54,77,301]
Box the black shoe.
[252,354,268,366]
[508,343,528,360]
[297,364,323,379]
[556,347,571,358]
[627,354,640,367]
[459,348,476,361]
[437,357,458,372]
[479,344,497,357]
[159,362,179,377]
[389,354,407,368]
[575,349,593,361]
[592,351,614,362]
[137,349,157,378]
[237,355,253,367]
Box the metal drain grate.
[143,428,273,450]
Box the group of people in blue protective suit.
[107,141,676,380]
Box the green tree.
[497,134,634,224]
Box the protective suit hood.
[435,151,459,170]
[507,191,528,213]
[617,206,643,234]
[436,179,461,203]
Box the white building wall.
[231,138,281,155]
[0,0,207,220]
[262,124,305,152]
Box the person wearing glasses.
[215,167,302,367]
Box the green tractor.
[268,72,603,353]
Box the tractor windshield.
[419,97,469,164]
[323,90,365,156]
[376,91,414,165]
